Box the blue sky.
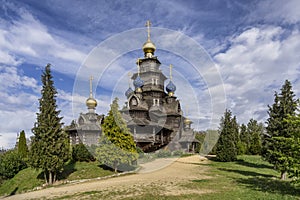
[1,0,300,148]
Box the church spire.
[125,72,133,97]
[166,64,176,96]
[89,76,93,98]
[142,20,156,58]
[169,64,173,81]
[133,58,144,93]
[86,75,97,112]
[146,20,151,42]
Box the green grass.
[55,155,300,200]
[180,155,300,200]
[0,167,44,197]
[0,161,115,197]
[61,161,115,181]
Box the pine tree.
[96,97,137,171]
[262,80,298,180]
[247,119,263,155]
[17,130,28,158]
[216,109,237,162]
[29,64,69,185]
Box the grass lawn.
[178,155,300,200]
[56,155,300,200]
[0,161,115,197]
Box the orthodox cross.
[169,64,173,81]
[89,76,93,97]
[145,20,152,41]
[186,105,189,116]
[128,72,132,87]
[137,58,140,76]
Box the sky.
[0,0,300,149]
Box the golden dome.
[86,97,97,109]
[184,117,192,125]
[142,40,156,54]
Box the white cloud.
[0,4,87,75]
[214,25,300,124]
[254,0,300,24]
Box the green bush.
[157,149,171,158]
[0,150,27,179]
[72,143,95,162]
[172,150,183,157]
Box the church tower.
[121,21,184,152]
[67,76,104,146]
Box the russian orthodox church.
[121,21,198,152]
[66,77,104,146]
[67,21,198,152]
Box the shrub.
[157,149,172,158]
[172,150,183,157]
[0,150,27,179]
[72,143,95,162]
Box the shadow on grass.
[37,161,77,180]
[237,176,300,196]
[9,187,18,196]
[235,159,273,170]
[218,168,274,178]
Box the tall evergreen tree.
[262,80,298,179]
[239,123,249,154]
[285,114,300,182]
[17,130,28,158]
[29,64,69,185]
[216,109,237,162]
[247,119,263,155]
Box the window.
[131,97,137,106]
[153,98,159,106]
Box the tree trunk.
[280,171,287,180]
[53,172,56,184]
[49,171,53,185]
[44,171,48,185]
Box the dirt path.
[3,155,211,200]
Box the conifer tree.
[247,119,263,155]
[262,80,298,179]
[216,109,237,162]
[29,64,69,185]
[17,130,28,158]
[96,97,137,171]
[239,124,249,154]
[285,114,300,182]
[101,98,137,153]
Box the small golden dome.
[86,97,97,109]
[142,40,156,54]
[184,117,192,125]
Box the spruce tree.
[216,109,237,162]
[17,130,28,158]
[262,80,298,179]
[285,114,300,182]
[29,64,69,185]
[247,119,263,155]
[239,123,249,154]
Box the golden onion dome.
[86,97,97,109]
[184,117,192,125]
[142,40,156,54]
